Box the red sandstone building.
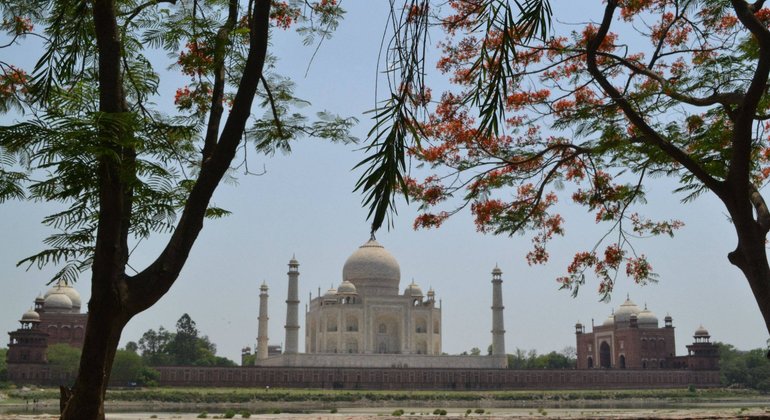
[575,296,718,371]
[6,280,87,383]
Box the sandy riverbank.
[2,406,770,419]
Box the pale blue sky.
[1,1,767,364]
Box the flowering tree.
[358,0,770,339]
[0,0,350,417]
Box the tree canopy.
[356,0,770,338]
[0,348,8,384]
[718,342,770,390]
[136,313,236,367]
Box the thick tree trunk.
[60,290,129,420]
[728,224,770,346]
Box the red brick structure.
[154,365,720,389]
[5,280,87,383]
[575,297,719,371]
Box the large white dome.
[342,239,400,296]
[44,290,73,312]
[44,280,82,311]
[613,297,642,325]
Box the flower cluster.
[270,2,301,30]
[174,84,212,114]
[0,65,28,99]
[177,42,214,77]
[4,16,33,35]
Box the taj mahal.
[246,237,509,369]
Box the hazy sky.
[1,1,768,364]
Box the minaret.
[256,282,269,361]
[491,265,506,356]
[284,255,300,354]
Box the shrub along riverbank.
[2,387,766,405]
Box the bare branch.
[121,0,177,24]
[585,0,726,198]
[260,75,286,140]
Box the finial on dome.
[370,232,376,241]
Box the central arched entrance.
[599,341,612,368]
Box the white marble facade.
[253,238,507,369]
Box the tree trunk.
[60,289,129,420]
[728,223,770,347]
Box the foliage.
[359,0,770,337]
[0,348,8,383]
[223,408,236,418]
[136,314,236,367]
[110,349,159,387]
[717,343,770,391]
[0,0,355,286]
[0,0,357,413]
[46,343,81,379]
[507,348,576,369]
[241,353,256,366]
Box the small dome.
[492,265,502,275]
[35,293,44,303]
[337,280,357,294]
[259,282,268,292]
[602,314,615,327]
[323,288,338,300]
[694,325,710,337]
[44,290,73,311]
[21,308,40,322]
[342,239,401,295]
[404,280,423,297]
[637,305,658,328]
[427,287,435,297]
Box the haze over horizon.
[1,1,767,364]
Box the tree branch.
[585,0,726,198]
[121,0,177,24]
[261,74,286,139]
[202,0,238,161]
[597,51,744,107]
[128,0,272,314]
[727,0,770,193]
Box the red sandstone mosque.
[575,297,718,371]
[6,280,87,382]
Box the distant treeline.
[717,343,770,391]
[504,348,577,370]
